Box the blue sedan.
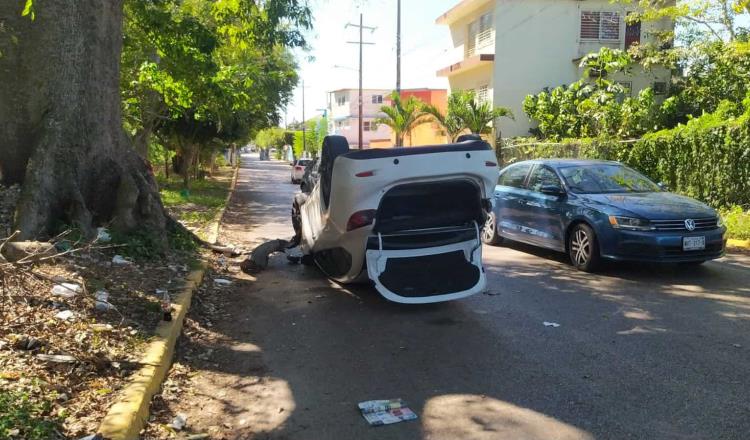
[482,159,727,271]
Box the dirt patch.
[0,244,201,439]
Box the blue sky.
[284,0,456,124]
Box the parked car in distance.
[483,159,726,271]
[291,159,313,184]
[300,158,320,193]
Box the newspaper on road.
[358,399,418,426]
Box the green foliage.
[21,0,34,20]
[376,91,429,147]
[0,389,62,440]
[721,205,750,239]
[453,90,514,137]
[254,127,287,150]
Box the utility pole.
[346,14,375,150]
[396,0,401,93]
[301,79,305,154]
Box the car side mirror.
[540,185,565,196]
[658,182,669,191]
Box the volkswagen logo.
[685,219,696,231]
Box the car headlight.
[608,215,655,231]
[717,215,725,228]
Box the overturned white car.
[291,135,499,304]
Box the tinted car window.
[498,164,532,188]
[298,159,312,166]
[527,166,562,192]
[559,164,660,194]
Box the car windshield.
[559,164,660,194]
[298,160,312,166]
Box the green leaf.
[21,0,35,20]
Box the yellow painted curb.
[727,238,750,249]
[98,266,206,440]
[206,162,240,244]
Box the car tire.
[481,211,502,245]
[568,223,601,272]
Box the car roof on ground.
[507,158,621,167]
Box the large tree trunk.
[0,0,166,241]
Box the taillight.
[346,209,376,231]
[355,170,375,177]
[295,166,303,171]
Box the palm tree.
[455,90,514,137]
[376,91,427,147]
[422,92,472,142]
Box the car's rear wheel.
[481,211,502,245]
[568,223,601,272]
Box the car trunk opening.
[374,180,484,234]
[378,250,480,297]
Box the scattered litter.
[732,343,742,348]
[170,413,188,431]
[358,399,418,426]
[51,283,82,298]
[161,291,172,322]
[95,290,114,311]
[55,310,76,321]
[90,323,113,332]
[155,288,167,295]
[543,321,561,328]
[213,278,232,286]
[315,295,325,299]
[96,227,111,243]
[36,354,77,363]
[112,255,133,265]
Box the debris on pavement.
[36,353,78,363]
[51,282,83,298]
[543,321,561,328]
[240,238,292,274]
[358,399,418,426]
[170,413,188,431]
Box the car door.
[521,165,567,251]
[495,163,533,240]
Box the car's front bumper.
[598,227,726,263]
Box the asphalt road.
[173,154,750,440]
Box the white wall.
[492,0,672,137]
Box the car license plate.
[683,236,705,251]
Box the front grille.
[651,217,718,231]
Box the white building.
[327,88,392,148]
[436,0,673,137]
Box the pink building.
[326,88,392,149]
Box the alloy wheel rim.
[571,229,590,266]
[483,213,496,242]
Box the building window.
[371,95,383,104]
[364,121,377,131]
[615,81,632,99]
[467,11,493,57]
[625,12,641,48]
[653,81,667,95]
[336,96,347,106]
[477,85,489,104]
[581,11,621,41]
